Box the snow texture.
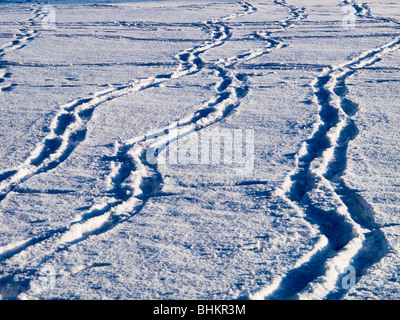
[0,0,399,300]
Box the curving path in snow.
[0,0,399,300]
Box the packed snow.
[0,0,399,300]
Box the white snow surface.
[0,0,399,300]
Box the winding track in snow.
[0,4,47,92]
[5,0,397,300]
[0,0,308,298]
[324,0,400,301]
[50,0,306,272]
[0,1,255,203]
[251,0,400,300]
[0,1,259,298]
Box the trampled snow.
[0,0,399,300]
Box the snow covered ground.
[0,0,399,300]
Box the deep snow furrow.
[316,0,399,300]
[294,2,400,299]
[0,4,46,92]
[255,30,400,300]
[0,1,254,204]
